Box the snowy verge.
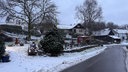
[64,45,97,51]
[0,44,107,72]
[36,46,107,72]
[123,47,128,72]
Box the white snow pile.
[0,44,107,72]
[120,41,128,45]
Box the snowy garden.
[0,43,107,72]
[0,29,108,72]
[1,41,128,72]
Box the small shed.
[77,36,91,45]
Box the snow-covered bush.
[0,40,5,60]
[39,29,64,56]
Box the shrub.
[39,29,64,56]
[0,40,5,60]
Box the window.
[79,29,83,32]
[73,29,76,33]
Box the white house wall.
[116,33,127,40]
[75,29,85,35]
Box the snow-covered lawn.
[0,44,107,72]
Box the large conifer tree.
[39,29,64,56]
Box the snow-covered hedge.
[0,40,5,60]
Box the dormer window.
[77,26,80,28]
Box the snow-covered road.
[62,45,127,72]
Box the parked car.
[28,47,37,55]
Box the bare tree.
[40,0,58,24]
[76,0,102,35]
[38,0,58,34]
[92,22,106,31]
[106,22,119,29]
[0,0,58,40]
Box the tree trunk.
[28,22,31,41]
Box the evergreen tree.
[0,40,5,59]
[39,29,64,56]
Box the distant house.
[0,23,42,36]
[92,28,117,36]
[92,28,121,43]
[0,30,13,42]
[114,29,128,40]
[57,23,85,38]
[0,24,27,34]
[93,28,128,41]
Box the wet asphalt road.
[61,45,127,72]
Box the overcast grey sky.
[54,0,128,25]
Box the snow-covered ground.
[0,44,107,72]
[64,45,96,51]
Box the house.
[113,29,128,40]
[72,24,85,35]
[92,28,117,36]
[57,23,85,38]
[0,24,28,35]
[92,28,121,43]
[0,30,13,42]
[57,23,85,45]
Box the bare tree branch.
[76,0,103,35]
[0,0,58,40]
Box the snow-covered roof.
[114,29,128,34]
[57,24,77,29]
[109,35,121,39]
[0,23,20,26]
[92,28,111,36]
[78,36,88,38]
[92,29,128,36]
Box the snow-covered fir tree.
[39,29,64,56]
